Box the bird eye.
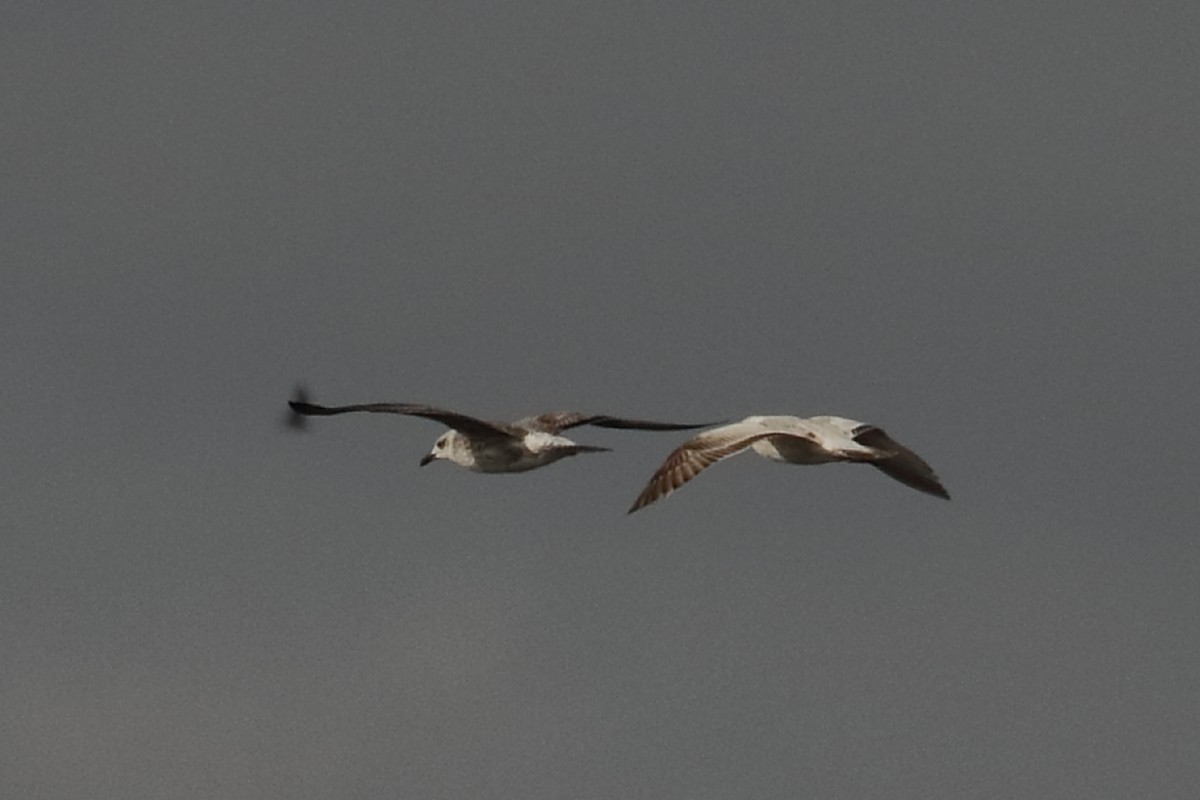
[436,441,445,449]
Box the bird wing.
[851,425,950,499]
[287,399,517,441]
[627,420,805,513]
[521,412,722,434]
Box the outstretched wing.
[851,425,950,499]
[627,422,787,513]
[287,397,516,441]
[522,412,722,434]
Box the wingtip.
[288,399,332,416]
[626,486,661,514]
[285,389,310,431]
[925,476,951,500]
[918,480,951,500]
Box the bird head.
[419,432,453,466]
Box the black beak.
[419,453,435,467]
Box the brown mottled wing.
[852,425,950,499]
[627,427,779,513]
[522,412,722,434]
[287,399,516,441]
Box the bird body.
[288,395,716,474]
[420,427,611,473]
[737,415,884,464]
[628,414,949,512]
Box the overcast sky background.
[4,3,1199,798]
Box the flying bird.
[628,415,949,513]
[288,393,719,474]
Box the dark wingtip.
[922,474,951,500]
[288,397,335,417]
[910,477,951,501]
[285,386,310,431]
[626,488,656,514]
[916,478,951,500]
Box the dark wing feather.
[287,399,516,441]
[852,426,950,499]
[286,386,313,431]
[586,415,724,432]
[524,412,722,434]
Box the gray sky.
[4,3,1199,798]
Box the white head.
[420,431,452,467]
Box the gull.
[288,393,719,474]
[628,415,950,512]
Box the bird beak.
[419,453,435,467]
